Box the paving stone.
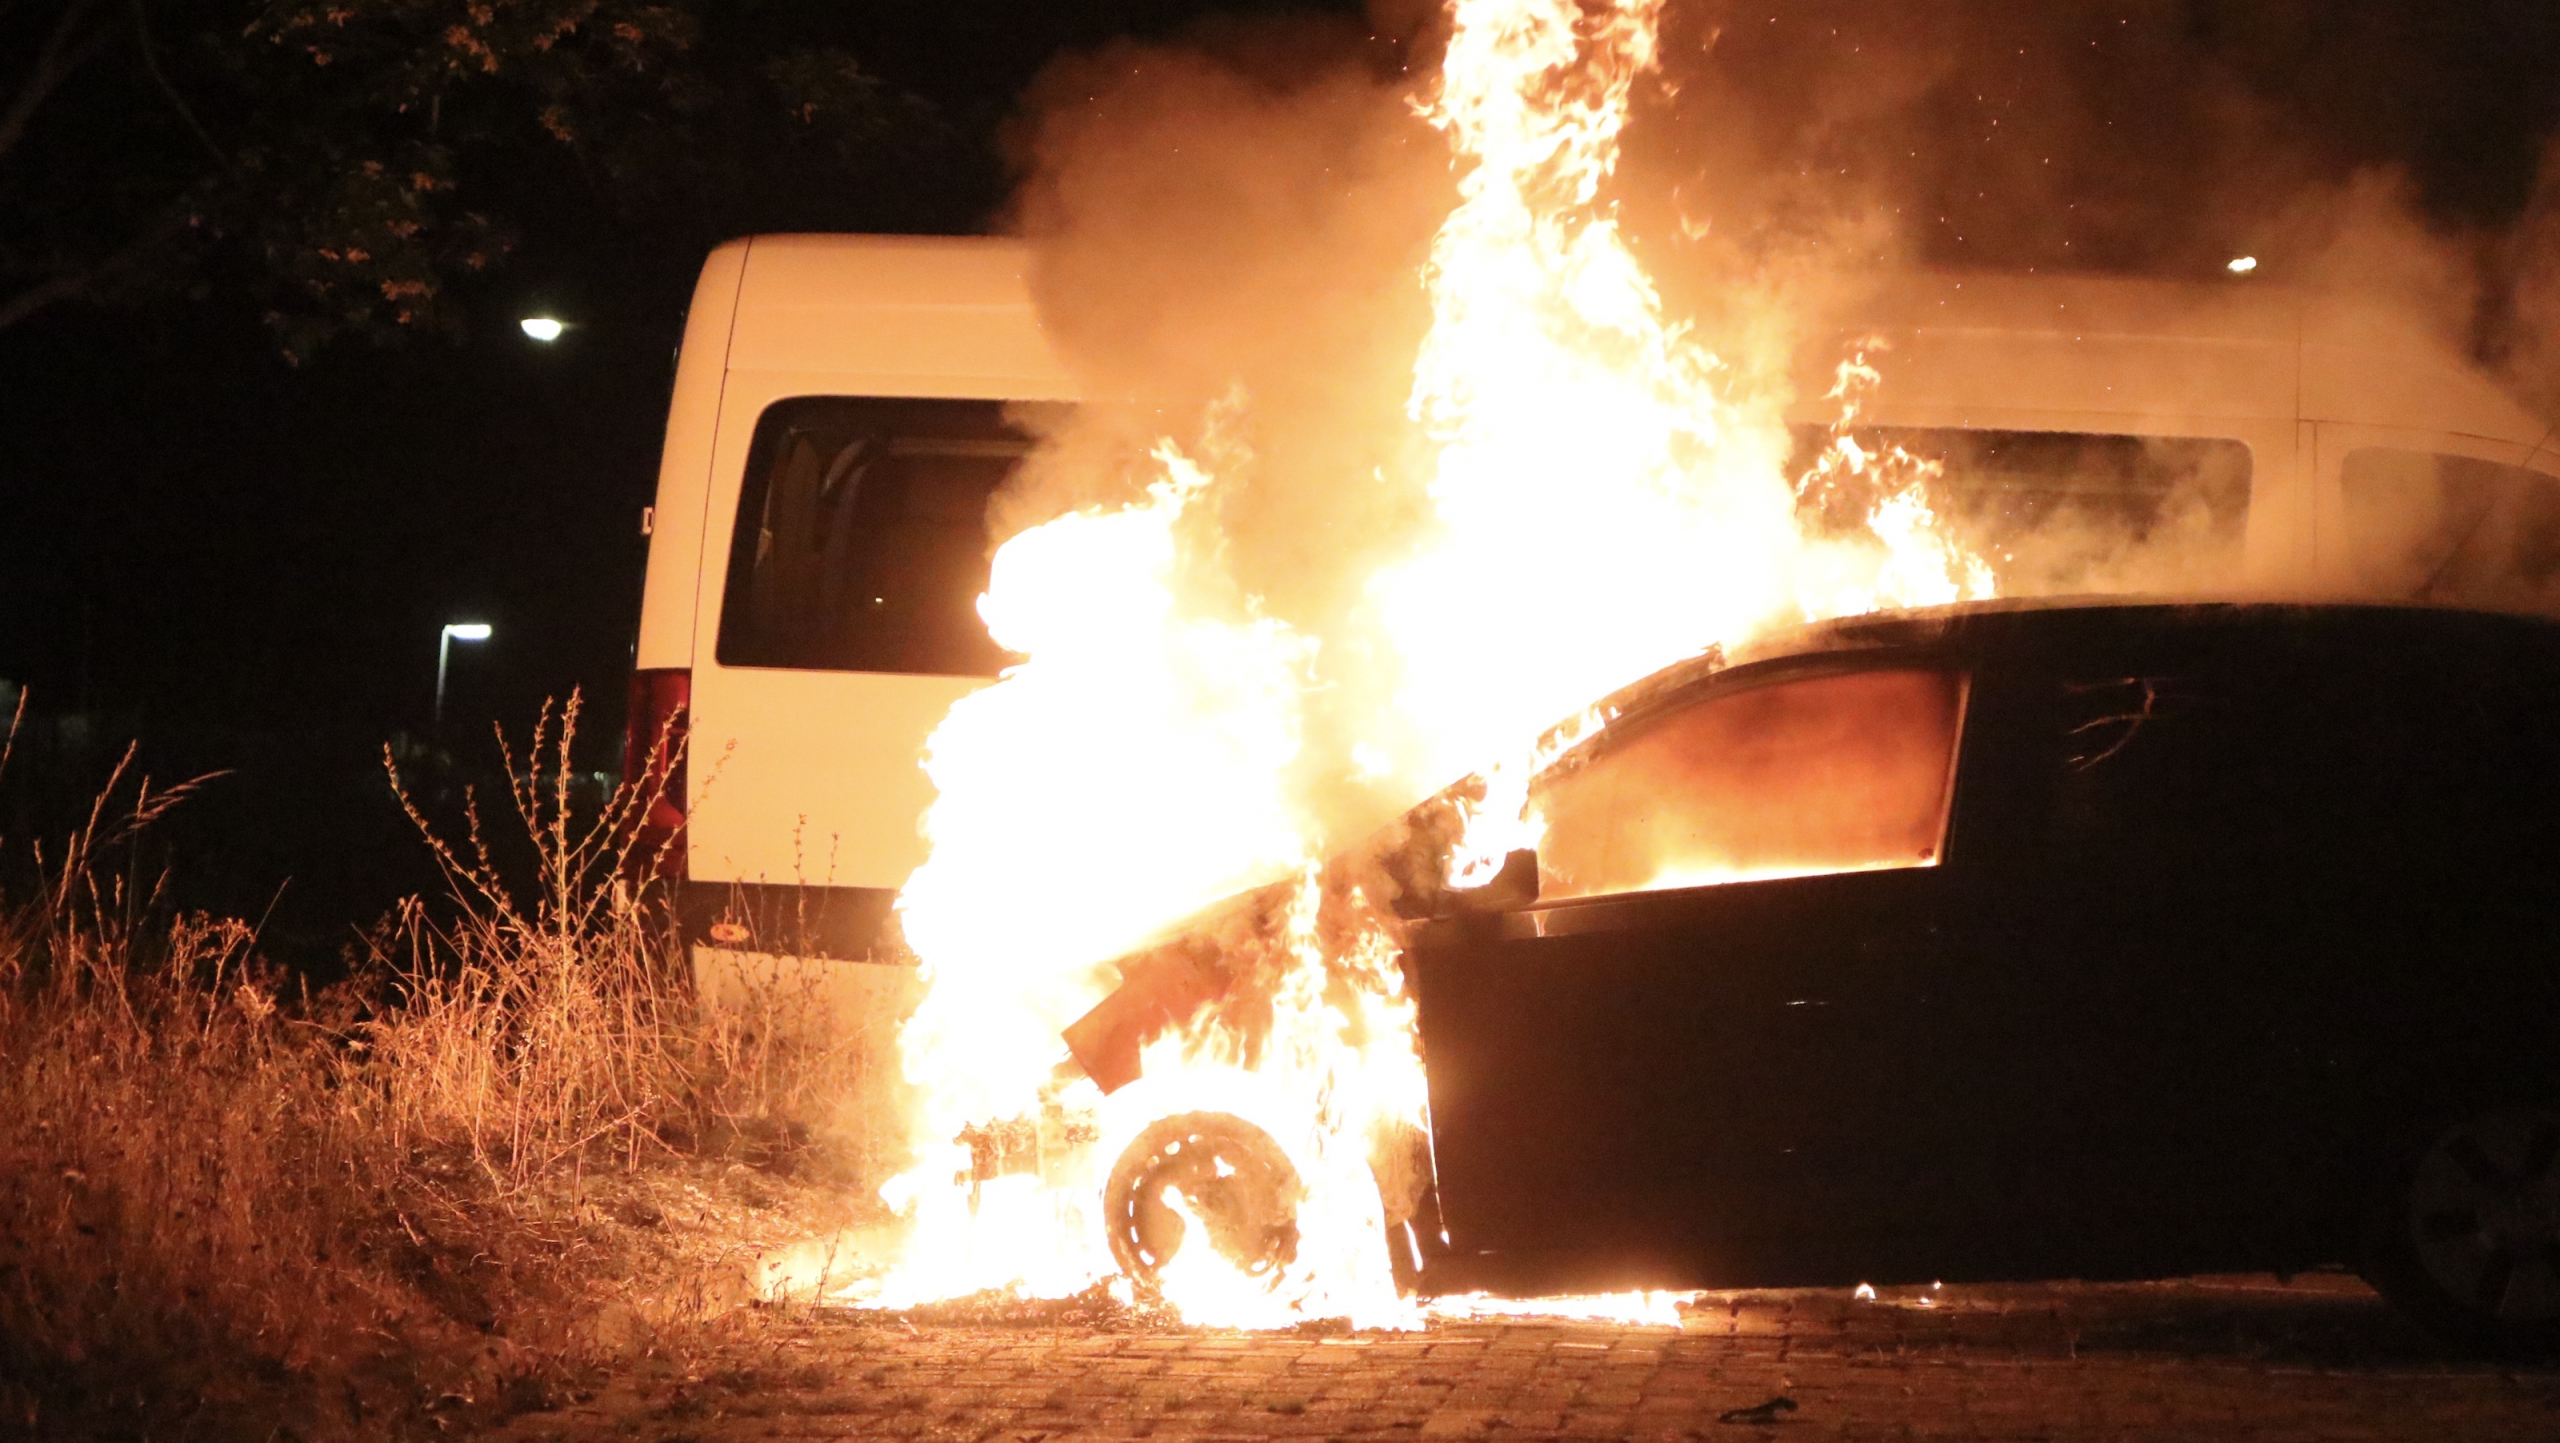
[481,1277,2560,1442]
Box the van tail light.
[621,666,691,886]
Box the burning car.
[1068,598,2560,1351]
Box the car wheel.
[2366,1106,2560,1354]
[1103,1111,1303,1288]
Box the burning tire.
[2365,1106,2560,1355]
[1103,1112,1303,1287]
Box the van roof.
[721,233,1075,395]
[1800,269,2552,446]
[715,234,2552,447]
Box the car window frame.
[1522,649,1975,912]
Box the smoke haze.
[1001,23,1459,846]
[968,0,2560,861]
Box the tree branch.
[129,0,223,167]
[0,0,111,166]
[0,208,183,331]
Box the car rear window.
[1534,666,1968,900]
[2339,448,2560,609]
[716,398,1058,675]
[1791,427,2252,592]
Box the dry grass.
[0,695,900,1441]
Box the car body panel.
[1403,602,2560,1294]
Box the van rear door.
[683,394,1047,959]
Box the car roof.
[1575,598,2560,738]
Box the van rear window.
[717,398,1051,676]
[2339,448,2560,609]
[1791,427,2252,592]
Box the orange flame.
[862,0,1992,1326]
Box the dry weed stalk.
[374,692,888,1189]
[374,692,695,1192]
[0,726,455,1439]
[0,691,897,1438]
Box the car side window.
[716,397,1062,676]
[1534,667,1968,901]
[2340,448,2560,610]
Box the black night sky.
[3,0,2557,967]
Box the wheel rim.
[1103,1112,1303,1286]
[2409,1110,2560,1323]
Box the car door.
[1922,631,2347,1279]
[1409,660,1970,1291]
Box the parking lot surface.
[492,1276,2560,1441]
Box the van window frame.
[710,394,1046,679]
[2312,422,2560,594]
[1783,424,2256,597]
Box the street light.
[436,622,492,725]
[519,316,566,342]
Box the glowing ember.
[860,0,1994,1328]
[1429,1291,1693,1328]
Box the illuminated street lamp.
[436,622,492,725]
[519,316,566,342]
[2227,256,2259,276]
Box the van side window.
[2340,448,2560,609]
[1534,667,1967,900]
[717,398,1051,676]
[1790,427,2251,594]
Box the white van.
[630,234,2558,1005]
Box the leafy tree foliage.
[0,0,955,358]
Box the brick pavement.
[488,1276,2560,1441]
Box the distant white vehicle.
[627,234,2558,1011]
